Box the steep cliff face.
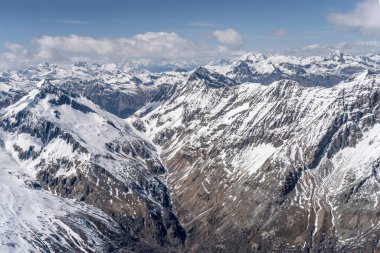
[0,81,185,252]
[133,68,380,252]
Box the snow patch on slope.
[231,143,277,175]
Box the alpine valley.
[2,52,380,252]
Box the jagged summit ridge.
[188,66,236,88]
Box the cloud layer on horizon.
[0,30,244,70]
[279,41,380,56]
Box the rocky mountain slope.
[0,80,185,252]
[132,63,380,252]
[2,52,380,252]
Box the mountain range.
[1,52,380,252]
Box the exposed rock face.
[59,80,157,118]
[134,68,380,252]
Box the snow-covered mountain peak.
[36,78,48,89]
[239,52,267,62]
[187,66,237,88]
[38,61,50,68]
[327,50,344,59]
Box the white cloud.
[3,43,29,60]
[302,44,321,50]
[0,30,245,70]
[273,29,287,37]
[334,41,380,54]
[32,33,198,61]
[212,29,243,49]
[1,43,31,67]
[328,0,380,35]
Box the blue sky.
[1,0,380,68]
